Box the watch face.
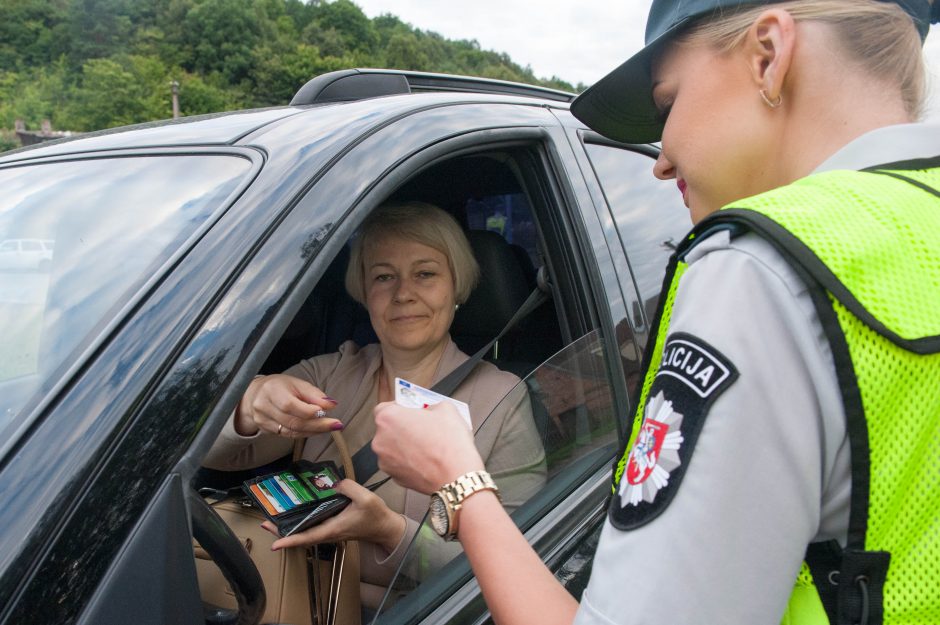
[429,493,449,536]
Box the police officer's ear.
[742,8,796,107]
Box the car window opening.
[194,148,625,622]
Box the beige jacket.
[204,338,546,609]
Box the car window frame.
[371,128,647,623]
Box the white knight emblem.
[619,391,684,507]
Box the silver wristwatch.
[429,470,500,541]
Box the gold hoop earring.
[760,89,782,109]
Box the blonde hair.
[678,0,927,119]
[345,201,480,305]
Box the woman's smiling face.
[364,234,456,357]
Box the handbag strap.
[294,432,356,482]
[329,430,356,482]
[350,285,549,482]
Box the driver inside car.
[202,201,547,611]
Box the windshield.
[0,154,252,434]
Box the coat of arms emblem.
[619,391,685,507]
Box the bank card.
[394,377,472,430]
[257,481,286,514]
[281,472,314,503]
[262,478,294,511]
[250,483,280,516]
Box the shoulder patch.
[609,332,738,530]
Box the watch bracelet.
[443,470,500,504]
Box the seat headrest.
[451,230,531,350]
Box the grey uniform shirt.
[575,123,940,625]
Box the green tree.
[0,0,69,69]
[0,60,70,130]
[65,0,143,64]
[176,72,245,115]
[312,0,378,55]
[283,0,317,32]
[251,42,360,106]
[59,55,173,130]
[384,32,430,71]
[150,0,197,67]
[0,0,580,133]
[182,0,267,84]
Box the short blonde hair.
[678,0,927,119]
[345,201,480,305]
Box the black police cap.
[570,0,938,144]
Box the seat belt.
[351,285,550,482]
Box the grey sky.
[353,0,940,121]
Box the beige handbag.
[195,432,361,625]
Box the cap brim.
[570,22,684,144]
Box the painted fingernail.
[323,396,338,404]
[331,421,345,431]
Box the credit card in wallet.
[394,377,472,430]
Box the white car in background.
[0,239,54,271]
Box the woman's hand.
[263,480,407,554]
[372,401,484,494]
[235,374,342,437]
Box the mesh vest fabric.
[735,166,940,625]
[613,164,940,624]
[614,260,688,487]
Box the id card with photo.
[298,465,339,499]
[394,377,472,430]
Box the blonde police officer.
[372,1,940,624]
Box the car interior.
[195,146,622,621]
[257,152,563,380]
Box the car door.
[185,102,637,625]
[0,99,603,624]
[357,116,662,624]
[366,111,695,625]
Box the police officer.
[372,1,940,624]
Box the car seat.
[451,229,554,381]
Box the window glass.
[583,144,691,329]
[374,330,617,622]
[0,154,251,433]
[464,192,539,272]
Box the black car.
[0,69,691,625]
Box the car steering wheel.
[189,489,266,625]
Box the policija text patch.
[610,332,738,530]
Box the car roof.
[0,69,577,163]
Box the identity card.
[394,377,472,430]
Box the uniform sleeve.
[575,233,848,625]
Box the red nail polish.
[323,396,338,404]
[331,421,344,431]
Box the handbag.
[195,431,361,625]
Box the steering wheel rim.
[188,489,266,625]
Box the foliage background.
[0,0,580,150]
